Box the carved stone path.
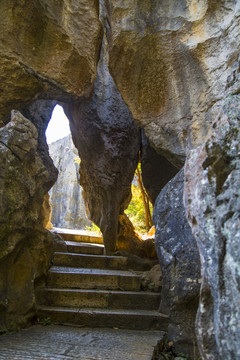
[0,324,165,360]
[36,235,168,331]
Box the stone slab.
[53,228,103,244]
[37,306,169,331]
[0,325,165,360]
[53,252,129,270]
[47,267,142,291]
[65,242,104,255]
[37,288,161,310]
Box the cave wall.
[0,0,102,123]
[0,107,57,329]
[184,91,240,359]
[106,0,240,167]
[0,0,102,329]
[0,1,239,359]
[153,168,201,357]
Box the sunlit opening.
[46,104,71,144]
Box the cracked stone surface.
[184,94,240,360]
[0,0,102,122]
[0,109,56,331]
[153,168,201,358]
[0,325,165,360]
[64,34,140,254]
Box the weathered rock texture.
[140,131,178,204]
[49,134,91,230]
[0,0,102,123]
[107,0,240,167]
[64,36,140,254]
[21,100,58,190]
[0,109,57,330]
[41,193,53,230]
[184,93,240,360]
[153,168,201,357]
[0,1,239,359]
[116,214,157,259]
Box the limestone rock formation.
[64,35,141,254]
[184,93,240,360]
[0,1,239,359]
[48,134,91,230]
[41,193,53,230]
[140,131,178,204]
[116,214,157,259]
[21,100,58,192]
[141,264,162,293]
[0,110,56,330]
[107,0,240,167]
[153,168,201,357]
[0,0,102,123]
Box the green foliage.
[38,317,51,326]
[147,282,155,291]
[85,222,102,235]
[0,322,19,336]
[0,328,9,335]
[125,183,153,234]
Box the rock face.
[48,134,91,230]
[0,109,57,330]
[41,193,53,230]
[184,94,240,360]
[0,1,239,359]
[21,100,58,191]
[115,214,157,259]
[140,131,178,204]
[153,168,201,357]
[0,0,102,123]
[107,0,240,167]
[64,35,140,254]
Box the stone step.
[53,252,129,271]
[57,247,155,271]
[47,266,142,291]
[37,288,161,310]
[65,241,104,255]
[54,228,103,244]
[37,306,169,331]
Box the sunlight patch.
[46,105,71,144]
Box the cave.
[0,1,239,360]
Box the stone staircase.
[36,235,169,331]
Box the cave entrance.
[45,104,93,233]
[46,104,71,144]
[45,105,157,246]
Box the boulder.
[48,134,92,230]
[0,0,102,122]
[116,214,157,259]
[21,100,58,193]
[64,35,140,254]
[184,93,240,360]
[153,168,201,358]
[0,110,57,330]
[141,264,162,293]
[107,0,240,167]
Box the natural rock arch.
[0,1,239,360]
